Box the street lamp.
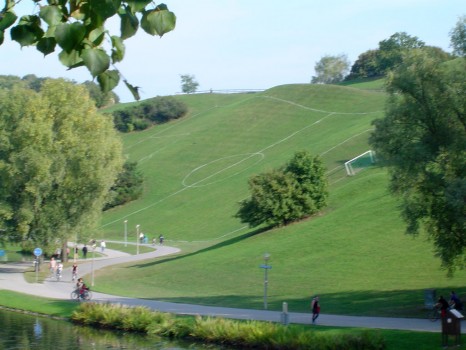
[136,224,140,255]
[260,253,271,310]
[90,240,96,287]
[124,220,128,247]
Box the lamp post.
[260,253,271,310]
[90,240,96,287]
[136,224,140,255]
[124,220,128,247]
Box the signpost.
[33,247,42,283]
[259,253,271,310]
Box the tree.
[346,32,425,80]
[377,32,425,74]
[0,1,176,99]
[450,15,466,57]
[345,49,382,80]
[311,54,350,84]
[0,79,124,257]
[180,74,199,93]
[83,81,120,108]
[103,161,144,210]
[236,151,328,228]
[369,48,466,273]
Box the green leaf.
[39,5,63,26]
[97,70,120,93]
[55,22,86,51]
[37,36,56,55]
[82,48,110,77]
[0,30,3,45]
[58,48,84,68]
[119,7,139,39]
[89,0,121,20]
[126,0,151,13]
[141,7,176,37]
[88,27,105,45]
[0,11,18,31]
[10,24,44,46]
[111,35,125,63]
[124,79,140,100]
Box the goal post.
[344,150,376,176]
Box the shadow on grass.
[134,226,270,269]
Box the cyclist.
[56,262,63,280]
[436,295,450,318]
[450,291,463,311]
[76,278,89,299]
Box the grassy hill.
[94,82,466,317]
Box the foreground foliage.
[0,1,176,98]
[72,302,385,350]
[370,48,466,273]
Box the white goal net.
[344,150,376,176]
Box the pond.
[0,309,228,350]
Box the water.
[0,309,227,350]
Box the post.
[91,240,96,287]
[260,253,271,310]
[281,302,289,325]
[124,220,128,247]
[136,224,140,255]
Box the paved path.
[0,244,441,333]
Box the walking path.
[0,244,441,333]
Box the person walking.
[100,240,106,253]
[82,245,88,258]
[450,291,463,311]
[311,296,320,324]
[49,257,57,277]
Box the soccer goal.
[344,150,376,176]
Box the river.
[0,309,228,350]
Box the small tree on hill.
[311,54,350,84]
[236,151,328,228]
[450,15,466,57]
[180,74,199,93]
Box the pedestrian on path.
[100,240,106,253]
[311,296,320,324]
[82,245,88,258]
[49,257,57,276]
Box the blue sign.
[0,249,4,257]
[33,247,42,257]
[259,264,272,269]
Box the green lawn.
[87,83,466,318]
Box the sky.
[1,0,464,102]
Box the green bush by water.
[72,302,385,350]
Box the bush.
[71,303,386,349]
[112,96,187,132]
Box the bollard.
[281,302,289,325]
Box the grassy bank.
[0,291,449,350]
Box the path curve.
[0,244,441,333]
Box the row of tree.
[311,16,466,84]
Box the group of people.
[436,291,463,317]
[48,257,63,279]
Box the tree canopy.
[236,151,328,228]
[311,54,350,84]
[180,74,199,93]
[369,48,466,273]
[0,79,124,255]
[450,15,466,57]
[0,1,176,99]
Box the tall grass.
[72,302,385,349]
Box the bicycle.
[70,288,92,301]
[427,305,441,321]
[71,271,78,282]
